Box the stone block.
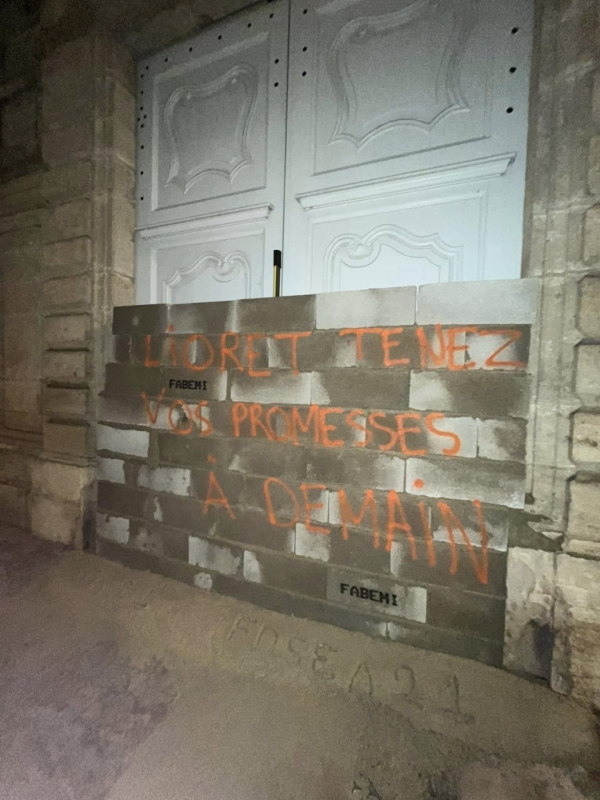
[236,294,315,333]
[231,371,311,405]
[504,548,555,680]
[326,567,427,622]
[567,480,600,543]
[1,91,37,154]
[316,286,416,329]
[29,493,82,545]
[295,522,330,562]
[588,136,600,197]
[4,313,41,381]
[578,276,600,338]
[409,371,530,418]
[576,345,600,402]
[477,419,527,462]
[96,513,130,545]
[312,369,410,409]
[43,350,88,382]
[188,536,242,576]
[97,481,147,519]
[2,244,41,283]
[43,238,91,279]
[0,484,28,528]
[406,457,526,508]
[553,554,600,705]
[43,275,92,311]
[583,204,600,264]
[4,381,40,417]
[572,412,600,462]
[137,465,191,496]
[427,587,505,641]
[45,386,88,417]
[98,457,125,484]
[43,420,91,457]
[97,424,149,458]
[43,198,92,243]
[31,461,93,502]
[417,279,540,325]
[41,121,94,168]
[240,549,327,599]
[4,280,39,316]
[111,272,135,308]
[43,161,93,206]
[306,448,405,491]
[44,314,90,349]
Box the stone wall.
[95,281,539,666]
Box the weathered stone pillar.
[30,36,135,546]
[505,0,600,706]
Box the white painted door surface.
[135,1,289,304]
[282,0,533,295]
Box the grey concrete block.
[327,567,427,622]
[268,330,357,371]
[104,363,162,397]
[312,369,410,409]
[113,304,168,335]
[137,465,191,496]
[158,434,232,469]
[231,371,311,405]
[431,500,510,553]
[465,327,530,371]
[236,295,315,333]
[150,494,210,533]
[427,587,505,641]
[316,286,416,329]
[98,457,125,484]
[306,447,405,491]
[328,525,391,575]
[416,279,541,324]
[96,538,201,587]
[162,368,227,401]
[406,457,526,508]
[191,469,245,509]
[241,549,327,599]
[477,419,526,462]
[390,537,507,596]
[97,424,149,458]
[97,481,147,519]
[188,536,242,576]
[211,510,295,553]
[96,513,129,545]
[168,301,235,334]
[229,440,307,481]
[409,371,530,419]
[295,523,330,562]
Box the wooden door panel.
[135,1,288,303]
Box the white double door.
[135,0,533,303]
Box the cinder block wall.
[95,281,539,666]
